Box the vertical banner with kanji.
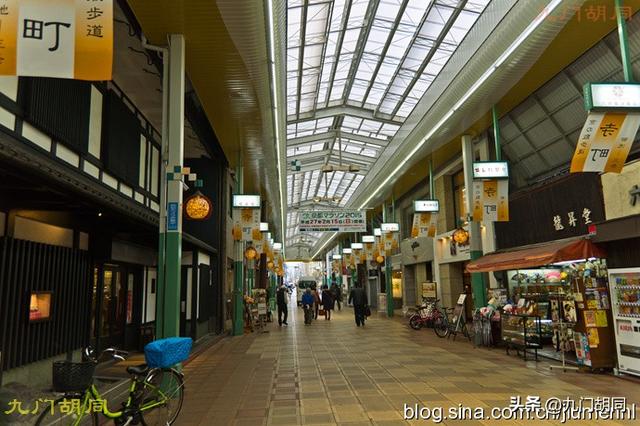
[364,242,374,261]
[411,213,438,238]
[0,0,112,80]
[232,208,261,242]
[570,112,640,173]
[383,231,399,253]
[472,179,509,222]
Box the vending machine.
[608,268,640,376]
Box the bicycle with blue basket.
[35,337,192,426]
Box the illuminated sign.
[351,243,363,249]
[332,254,342,260]
[374,228,382,236]
[260,222,269,232]
[273,243,282,251]
[232,194,261,208]
[362,235,375,243]
[472,161,509,180]
[342,248,352,254]
[381,223,400,232]
[585,82,640,111]
[414,200,440,212]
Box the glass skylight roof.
[285,0,492,250]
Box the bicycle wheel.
[35,397,98,426]
[409,314,422,330]
[139,369,184,425]
[433,315,449,338]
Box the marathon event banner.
[232,208,261,242]
[299,210,366,232]
[570,112,640,173]
[0,0,113,80]
[472,179,509,222]
[411,213,437,238]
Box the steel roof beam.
[287,130,389,147]
[287,105,403,125]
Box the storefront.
[400,236,434,309]
[592,159,640,377]
[467,173,618,370]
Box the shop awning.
[465,237,606,273]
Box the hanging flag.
[411,213,438,238]
[0,0,113,80]
[570,112,640,173]
[472,179,509,222]
[232,208,261,242]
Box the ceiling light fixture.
[357,0,564,211]
[266,0,286,258]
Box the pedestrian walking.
[301,288,314,325]
[311,284,320,319]
[321,284,335,320]
[276,283,288,326]
[330,281,342,311]
[348,283,368,327]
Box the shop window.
[29,291,52,322]
[392,270,402,298]
[452,170,467,226]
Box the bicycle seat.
[126,363,149,376]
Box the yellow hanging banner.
[570,112,640,173]
[411,213,438,238]
[0,0,112,80]
[472,179,509,222]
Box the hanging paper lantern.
[245,246,257,260]
[376,255,385,264]
[184,191,212,220]
[452,227,469,245]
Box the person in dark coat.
[301,288,315,325]
[321,284,335,320]
[276,284,288,326]
[348,282,368,327]
[330,281,342,311]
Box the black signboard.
[495,173,605,249]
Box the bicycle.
[433,307,453,338]
[35,347,185,426]
[408,299,447,331]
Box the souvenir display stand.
[501,313,542,361]
[251,289,269,333]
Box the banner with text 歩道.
[0,0,113,80]
[472,179,509,222]
[411,213,438,238]
[570,112,640,173]
[299,210,366,232]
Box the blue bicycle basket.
[144,337,193,368]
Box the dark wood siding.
[102,91,141,186]
[20,77,92,152]
[0,237,92,371]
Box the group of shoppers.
[275,277,369,327]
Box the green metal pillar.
[429,159,435,197]
[383,203,394,317]
[269,272,277,315]
[158,34,186,338]
[462,134,487,308]
[615,0,634,82]
[232,159,245,336]
[492,106,502,161]
[248,261,255,293]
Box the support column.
[615,0,634,82]
[462,134,487,308]
[159,34,185,339]
[383,203,394,317]
[232,160,245,336]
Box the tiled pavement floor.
[178,299,640,426]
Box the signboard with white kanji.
[299,210,366,233]
[472,179,509,222]
[0,0,113,80]
[570,112,640,174]
[472,161,509,180]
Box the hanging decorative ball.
[245,246,257,260]
[184,191,212,220]
[267,260,275,269]
[376,255,385,264]
[452,227,469,245]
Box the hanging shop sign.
[584,82,640,111]
[184,192,212,220]
[364,242,375,261]
[299,210,366,232]
[381,223,399,252]
[232,208,261,242]
[232,194,261,208]
[472,161,509,180]
[411,213,438,238]
[0,0,113,80]
[381,223,400,232]
[570,112,640,174]
[472,179,509,222]
[414,200,440,212]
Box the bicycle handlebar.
[83,346,129,363]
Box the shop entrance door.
[91,264,129,350]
